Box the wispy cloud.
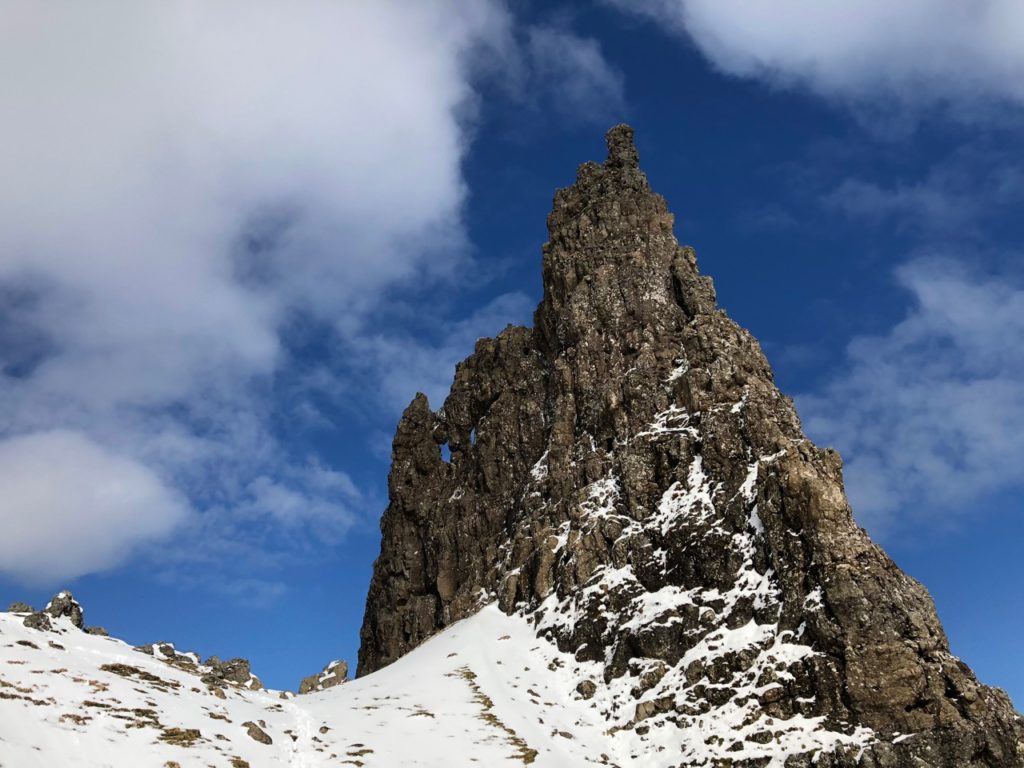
[799,259,1024,533]
[524,26,626,124]
[824,143,1024,237]
[803,137,1024,533]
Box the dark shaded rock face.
[358,125,1024,766]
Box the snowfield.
[1,604,667,767]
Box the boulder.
[242,721,272,745]
[23,612,52,631]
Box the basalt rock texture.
[358,125,1023,766]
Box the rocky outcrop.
[131,643,264,691]
[135,641,202,665]
[202,657,263,691]
[6,592,267,693]
[44,591,84,628]
[298,660,348,694]
[16,591,84,633]
[6,595,265,693]
[359,125,1024,766]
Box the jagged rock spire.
[359,126,1023,766]
[604,123,640,169]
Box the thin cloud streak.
[799,259,1024,533]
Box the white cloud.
[0,0,507,415]
[0,1,625,589]
[0,0,514,585]
[0,430,189,584]
[799,260,1024,532]
[608,0,1024,112]
[240,463,362,529]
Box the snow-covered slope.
[3,602,804,768]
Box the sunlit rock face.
[359,125,1024,766]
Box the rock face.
[359,125,1023,766]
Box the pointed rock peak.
[361,125,1023,766]
[537,123,714,345]
[604,123,639,169]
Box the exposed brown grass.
[447,666,539,764]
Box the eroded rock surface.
[359,125,1024,766]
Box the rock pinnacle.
[604,123,639,169]
[359,126,1024,767]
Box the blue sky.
[1,1,1021,701]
